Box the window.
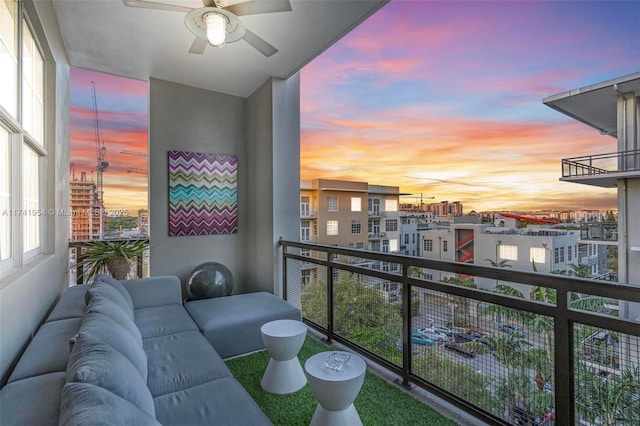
[443,240,448,252]
[530,247,546,264]
[559,246,565,263]
[382,239,389,253]
[425,273,433,280]
[301,270,310,286]
[404,234,409,245]
[351,219,361,235]
[356,242,364,249]
[0,2,46,277]
[567,245,572,261]
[300,220,310,241]
[368,219,380,234]
[327,220,338,236]
[554,247,559,264]
[389,239,398,252]
[412,233,415,244]
[300,196,310,216]
[368,198,380,215]
[313,221,317,236]
[371,241,380,252]
[385,219,398,232]
[424,239,433,252]
[499,245,518,261]
[351,197,361,212]
[384,199,397,212]
[327,196,338,212]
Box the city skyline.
[300,0,639,212]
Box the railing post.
[553,289,575,425]
[281,242,288,301]
[401,264,411,386]
[326,250,334,343]
[136,254,143,278]
[76,248,84,285]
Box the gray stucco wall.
[0,0,70,382]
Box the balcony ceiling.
[543,72,640,138]
[51,0,387,97]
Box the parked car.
[499,324,525,337]
[430,324,456,336]
[444,342,476,358]
[465,330,487,340]
[452,332,474,344]
[411,331,435,346]
[416,328,448,342]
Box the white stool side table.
[304,351,366,426]
[260,319,307,394]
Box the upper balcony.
[579,221,618,244]
[561,150,640,187]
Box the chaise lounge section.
[0,275,301,425]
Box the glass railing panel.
[574,325,640,425]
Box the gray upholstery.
[134,304,198,339]
[95,275,134,311]
[8,318,81,383]
[66,334,155,417]
[122,275,182,308]
[61,382,161,426]
[79,312,148,381]
[85,295,143,342]
[144,330,231,396]
[87,281,134,319]
[0,372,66,426]
[46,285,88,322]
[185,292,302,358]
[153,376,272,426]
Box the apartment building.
[69,178,102,241]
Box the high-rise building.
[69,174,102,241]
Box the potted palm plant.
[76,239,148,282]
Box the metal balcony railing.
[68,238,149,285]
[579,221,618,242]
[562,150,640,178]
[281,240,640,426]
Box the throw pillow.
[87,281,134,320]
[94,274,135,311]
[84,295,142,343]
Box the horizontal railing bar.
[281,240,640,303]
[568,310,640,336]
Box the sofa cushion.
[60,382,161,426]
[46,285,88,322]
[85,295,143,343]
[8,318,82,383]
[87,281,134,320]
[0,372,66,426]
[95,274,134,311]
[79,312,147,381]
[185,292,301,358]
[66,333,155,417]
[134,304,198,339]
[153,376,272,426]
[144,330,232,397]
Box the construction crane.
[127,167,148,175]
[91,81,108,212]
[121,150,148,157]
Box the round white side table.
[304,351,366,426]
[260,319,307,394]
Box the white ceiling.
[51,0,387,97]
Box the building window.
[499,245,518,261]
[385,199,398,212]
[368,219,380,234]
[313,221,317,236]
[554,247,559,264]
[530,247,546,264]
[356,242,364,249]
[425,273,433,280]
[0,2,46,277]
[382,239,389,253]
[351,197,361,212]
[327,196,338,212]
[301,270,310,286]
[327,220,338,236]
[404,234,409,245]
[300,196,310,216]
[371,241,380,252]
[385,219,398,232]
[389,239,398,252]
[559,247,565,263]
[567,245,572,261]
[351,219,361,235]
[300,220,310,241]
[368,198,380,215]
[412,233,415,244]
[443,240,448,252]
[424,239,433,252]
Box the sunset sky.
[300,0,640,212]
[71,1,640,214]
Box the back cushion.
[85,295,142,344]
[94,275,134,311]
[87,281,134,320]
[66,333,155,417]
[80,312,147,381]
[61,382,160,426]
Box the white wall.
[0,0,70,382]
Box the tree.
[441,276,476,326]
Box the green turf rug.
[226,337,457,426]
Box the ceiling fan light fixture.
[204,12,226,47]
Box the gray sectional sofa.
[0,275,300,425]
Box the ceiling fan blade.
[201,0,217,6]
[188,37,208,55]
[242,28,278,57]
[225,0,291,16]
[122,0,193,13]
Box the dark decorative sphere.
[187,262,234,300]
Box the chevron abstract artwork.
[168,150,238,236]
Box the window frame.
[326,220,338,236]
[326,195,338,212]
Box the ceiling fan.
[122,0,292,57]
